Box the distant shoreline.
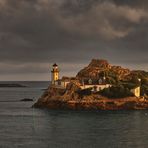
[0,84,27,88]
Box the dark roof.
[81,78,106,85]
[53,63,58,67]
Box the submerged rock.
[21,98,33,102]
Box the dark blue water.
[0,81,148,148]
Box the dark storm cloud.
[113,0,148,9]
[0,0,148,80]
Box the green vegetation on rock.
[99,85,134,98]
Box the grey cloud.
[0,0,147,80]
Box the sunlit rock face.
[76,59,130,80]
[88,59,111,68]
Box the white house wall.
[80,84,111,91]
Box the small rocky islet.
[33,59,148,110]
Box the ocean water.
[0,82,148,148]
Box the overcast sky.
[0,0,148,81]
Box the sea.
[0,81,148,148]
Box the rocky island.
[33,59,148,110]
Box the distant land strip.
[0,100,20,102]
[0,84,27,87]
[0,99,34,102]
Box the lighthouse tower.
[51,63,59,85]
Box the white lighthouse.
[51,63,59,85]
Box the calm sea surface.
[0,81,148,148]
